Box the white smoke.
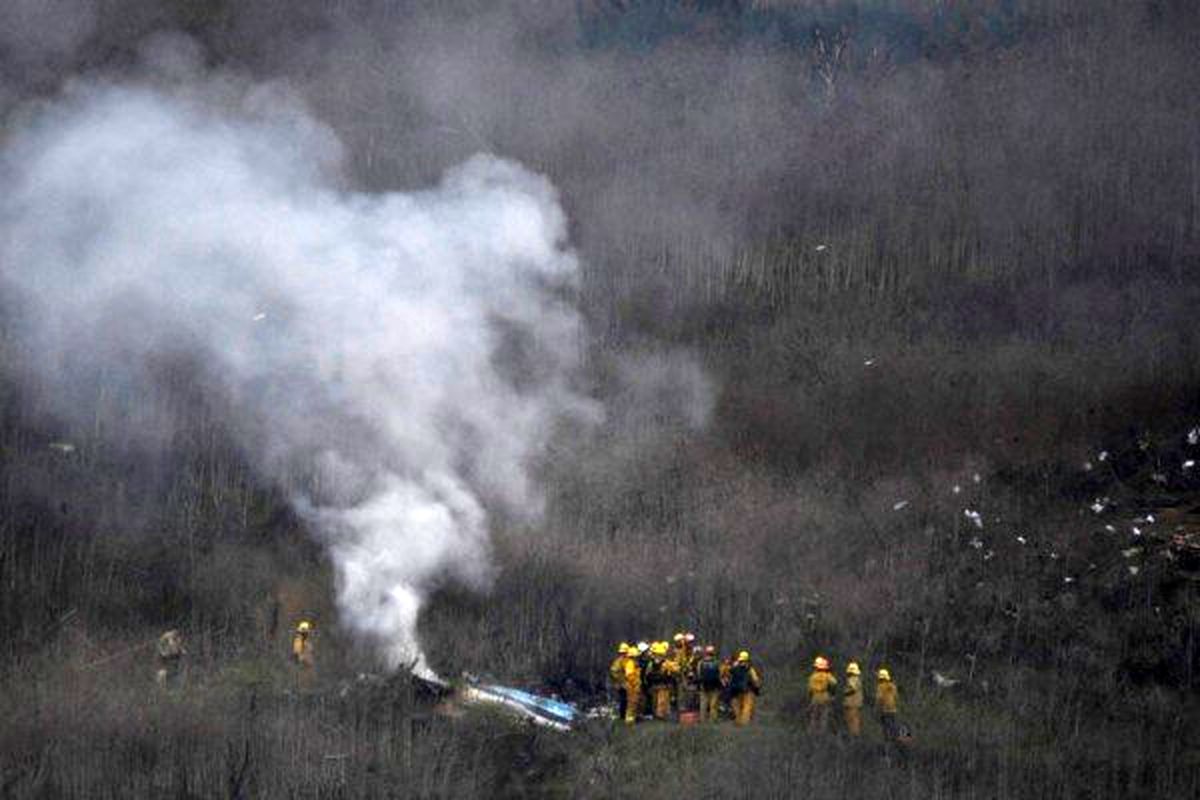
[0,79,598,673]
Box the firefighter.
[842,661,863,736]
[695,645,725,722]
[155,629,187,689]
[672,632,696,713]
[807,655,837,733]
[635,642,652,716]
[610,643,631,721]
[646,642,677,720]
[623,647,643,724]
[876,668,900,741]
[728,650,762,726]
[293,620,315,672]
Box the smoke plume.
[0,77,597,673]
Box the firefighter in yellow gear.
[634,642,651,716]
[728,651,762,726]
[807,655,837,733]
[292,620,315,669]
[842,662,863,736]
[610,643,631,721]
[646,642,678,720]
[876,668,900,741]
[672,632,697,712]
[622,648,643,724]
[695,645,724,722]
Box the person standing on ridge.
[842,661,864,736]
[623,647,643,725]
[610,643,632,721]
[292,620,315,687]
[728,650,763,726]
[807,655,837,733]
[696,645,725,723]
[876,668,900,741]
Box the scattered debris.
[1016,536,1027,545]
[1089,498,1109,514]
[1132,526,1142,537]
[972,473,982,484]
[1083,461,1093,471]
[1104,525,1117,533]
[969,536,983,550]
[1188,427,1199,446]
[1122,547,1142,559]
[48,442,75,453]
[863,358,876,367]
[1184,460,1196,470]
[983,550,995,561]
[1152,472,1168,484]
[1128,566,1140,576]
[952,484,962,495]
[1063,576,1075,584]
[1098,451,1109,462]
[932,671,959,689]
[815,244,828,252]
[892,500,909,511]
[253,312,267,321]
[964,509,983,528]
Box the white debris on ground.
[1016,535,1027,545]
[964,509,983,528]
[1104,525,1117,533]
[1184,460,1196,470]
[892,500,909,511]
[1090,497,1110,514]
[252,312,267,321]
[1084,461,1093,471]
[1098,451,1109,462]
[932,672,959,689]
[952,484,962,495]
[1128,565,1140,576]
[815,244,828,252]
[972,473,982,484]
[1187,427,1199,446]
[969,536,983,549]
[863,358,876,366]
[48,442,75,453]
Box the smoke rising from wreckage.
[1,2,1200,798]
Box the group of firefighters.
[608,633,764,726]
[608,634,902,739]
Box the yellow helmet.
[736,650,750,662]
[846,662,861,676]
[297,620,312,633]
[877,668,892,682]
[814,656,830,670]
[618,642,630,655]
[652,642,669,656]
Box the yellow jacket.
[808,670,837,704]
[609,655,627,685]
[623,656,642,693]
[842,675,863,708]
[876,681,899,714]
[292,633,314,666]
